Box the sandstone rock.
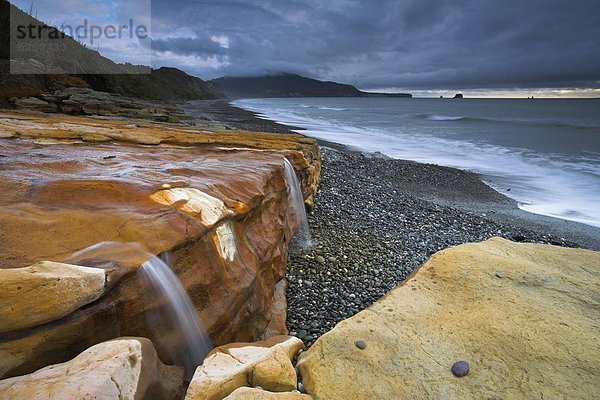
[81,100,120,116]
[0,112,320,206]
[39,94,60,103]
[0,73,50,106]
[12,97,58,113]
[0,261,106,333]
[0,338,183,400]
[297,238,600,399]
[185,336,304,400]
[61,102,83,115]
[261,279,289,339]
[0,112,320,378]
[224,387,312,399]
[55,87,189,121]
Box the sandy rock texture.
[185,335,304,400]
[297,237,600,399]
[0,337,183,400]
[224,387,311,399]
[0,261,106,333]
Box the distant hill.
[79,67,223,102]
[212,73,411,98]
[0,1,222,105]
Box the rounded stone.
[355,340,366,349]
[451,361,470,377]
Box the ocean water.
[233,98,600,228]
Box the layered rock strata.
[8,87,188,123]
[0,111,320,379]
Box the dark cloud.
[150,0,600,90]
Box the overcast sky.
[12,0,600,94]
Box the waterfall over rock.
[68,242,212,379]
[283,158,312,252]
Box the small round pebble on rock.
[355,340,366,349]
[451,361,470,377]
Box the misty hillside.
[212,74,364,98]
[212,73,411,98]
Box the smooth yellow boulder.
[185,336,304,400]
[0,337,183,399]
[224,387,312,399]
[297,237,600,399]
[0,261,106,333]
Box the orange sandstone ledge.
[0,110,321,205]
[0,110,317,151]
[0,110,321,378]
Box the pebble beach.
[184,100,600,346]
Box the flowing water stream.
[67,242,212,379]
[283,157,312,251]
[61,160,312,378]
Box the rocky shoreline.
[0,101,598,399]
[185,100,600,347]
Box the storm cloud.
[148,0,600,90]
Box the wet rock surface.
[297,238,600,399]
[286,147,577,346]
[0,112,320,379]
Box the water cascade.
[283,157,312,251]
[67,242,212,379]
[139,254,212,378]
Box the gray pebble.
[284,147,562,351]
[451,361,469,377]
[355,340,366,349]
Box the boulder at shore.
[0,261,106,333]
[224,387,311,399]
[185,335,304,400]
[297,237,600,399]
[0,338,183,400]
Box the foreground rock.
[185,336,304,400]
[0,338,183,400]
[297,238,600,399]
[0,261,106,333]
[224,387,311,399]
[9,87,189,123]
[0,112,320,378]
